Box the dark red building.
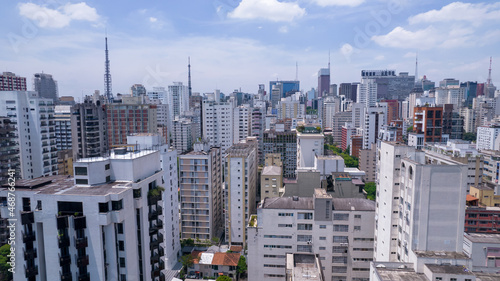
[465,206,500,234]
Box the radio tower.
[487,56,492,87]
[104,36,113,103]
[188,57,192,98]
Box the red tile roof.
[211,252,240,266]
[229,245,243,252]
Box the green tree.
[236,255,247,279]
[216,276,232,281]
[462,132,476,142]
[180,254,195,274]
[364,182,376,200]
[0,244,13,280]
[407,125,413,132]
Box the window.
[332,256,347,264]
[75,167,88,175]
[112,200,123,211]
[121,274,126,281]
[99,202,109,213]
[333,236,348,243]
[319,225,326,229]
[354,214,361,219]
[119,240,124,251]
[333,225,349,232]
[278,224,292,228]
[106,175,111,182]
[319,247,326,250]
[278,213,293,217]
[75,179,88,185]
[297,235,312,242]
[105,164,110,170]
[354,226,361,231]
[319,237,326,240]
[120,257,125,267]
[117,223,124,234]
[133,189,141,198]
[297,224,313,230]
[297,245,312,253]
[333,213,349,221]
[298,213,313,220]
[332,266,347,273]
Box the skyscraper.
[318,68,330,97]
[34,72,58,101]
[71,98,108,159]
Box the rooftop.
[375,268,428,281]
[464,233,500,244]
[261,197,314,210]
[332,198,376,211]
[471,182,497,191]
[314,188,332,199]
[287,253,323,281]
[413,251,469,260]
[424,264,474,275]
[226,142,255,156]
[262,166,282,176]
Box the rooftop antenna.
[188,56,192,98]
[295,61,298,81]
[104,30,113,103]
[414,52,419,86]
[328,49,331,73]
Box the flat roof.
[262,166,282,176]
[332,198,375,211]
[464,233,500,244]
[287,253,323,281]
[424,264,474,275]
[375,268,428,281]
[475,273,500,281]
[261,197,314,210]
[413,251,469,260]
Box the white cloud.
[278,26,289,33]
[374,55,384,60]
[149,17,158,23]
[404,52,416,58]
[228,0,305,22]
[372,26,442,49]
[409,2,500,26]
[309,0,364,7]
[18,2,100,28]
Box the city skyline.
[0,1,499,99]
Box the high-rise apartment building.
[0,91,57,179]
[54,105,72,151]
[172,118,193,154]
[0,72,27,91]
[357,78,377,108]
[225,142,257,247]
[477,124,500,151]
[201,100,234,154]
[130,84,147,96]
[361,107,386,149]
[1,141,180,280]
[233,105,251,144]
[413,105,445,143]
[247,189,375,281]
[0,117,20,184]
[332,112,353,145]
[168,82,188,119]
[262,129,297,178]
[297,127,324,168]
[71,99,108,159]
[179,144,223,241]
[33,72,58,101]
[106,102,158,147]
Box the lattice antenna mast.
[188,56,192,98]
[104,35,113,103]
[487,56,492,87]
[414,52,419,86]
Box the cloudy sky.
[0,0,499,99]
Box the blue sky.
[0,0,499,99]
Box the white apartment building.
[172,118,193,154]
[225,142,257,247]
[357,79,377,108]
[1,143,179,281]
[179,144,224,241]
[374,141,468,263]
[168,82,188,119]
[202,100,234,155]
[147,86,167,102]
[233,105,251,144]
[297,131,324,168]
[361,107,386,149]
[277,99,306,120]
[323,97,338,129]
[477,124,500,151]
[247,189,376,281]
[0,91,57,179]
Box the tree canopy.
[216,276,232,281]
[324,144,358,168]
[0,244,12,280]
[364,182,376,200]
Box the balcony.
[57,216,69,229]
[76,254,89,267]
[24,248,37,260]
[148,208,163,220]
[25,265,38,278]
[74,216,87,230]
[78,272,90,281]
[58,236,70,248]
[21,211,34,225]
[75,237,88,249]
[59,254,71,266]
[150,252,160,264]
[60,271,72,281]
[22,231,36,243]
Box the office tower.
[341,122,355,151]
[318,68,330,97]
[461,81,478,107]
[330,84,338,96]
[381,99,399,124]
[332,112,353,145]
[357,78,377,108]
[233,105,251,144]
[179,144,223,241]
[439,78,460,88]
[251,107,265,164]
[263,129,297,178]
[130,84,147,96]
[412,105,445,143]
[247,189,375,281]
[224,142,257,247]
[360,70,415,100]
[189,93,203,109]
[106,101,158,147]
[71,99,108,159]
[33,72,58,101]
[172,118,193,153]
[477,124,500,151]
[0,117,20,184]
[269,80,300,100]
[168,82,188,119]
[339,83,352,100]
[1,143,179,280]
[54,105,72,151]
[420,75,435,91]
[58,96,75,106]
[0,72,27,91]
[201,100,233,155]
[297,126,324,168]
[374,142,468,262]
[147,86,167,102]
[0,91,57,179]
[361,107,386,149]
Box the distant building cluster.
[1,48,500,281]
